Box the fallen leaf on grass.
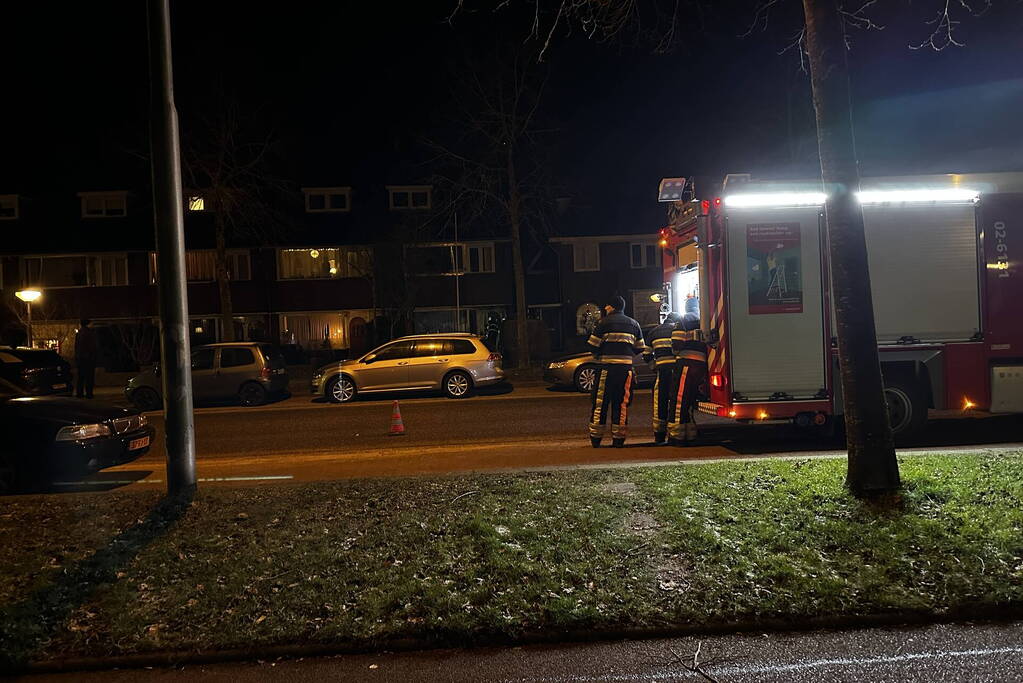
[255,615,267,624]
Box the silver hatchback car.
[126,342,289,410]
[312,334,504,402]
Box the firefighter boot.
[612,438,625,448]
[591,437,602,449]
[654,431,667,444]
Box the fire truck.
[657,172,1023,438]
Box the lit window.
[148,250,251,283]
[573,242,600,272]
[630,242,658,269]
[23,254,128,287]
[388,185,431,210]
[79,191,127,218]
[278,247,373,279]
[303,187,351,213]
[0,195,18,220]
[188,196,205,211]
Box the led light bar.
[856,189,979,204]
[723,192,826,208]
[723,188,980,208]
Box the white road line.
[197,475,293,482]
[713,645,1023,677]
[52,475,294,486]
[502,646,1023,682]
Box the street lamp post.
[15,289,42,348]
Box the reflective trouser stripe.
[589,369,609,438]
[668,366,689,440]
[612,371,632,439]
[652,374,665,432]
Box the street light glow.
[15,289,42,303]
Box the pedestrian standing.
[644,311,682,444]
[587,296,645,448]
[668,297,708,445]
[74,318,98,399]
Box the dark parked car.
[125,342,289,411]
[0,378,154,493]
[543,325,658,392]
[0,346,73,396]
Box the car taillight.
[710,373,724,388]
[488,353,502,362]
[260,366,271,379]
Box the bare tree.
[449,0,996,493]
[425,45,555,367]
[111,316,160,370]
[181,98,291,343]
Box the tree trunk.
[214,218,236,342]
[507,149,530,368]
[802,0,899,495]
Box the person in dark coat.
[644,311,682,444]
[586,295,645,448]
[74,318,98,399]
[668,297,708,445]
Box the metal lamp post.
[15,289,42,348]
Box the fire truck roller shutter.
[857,203,980,344]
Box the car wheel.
[238,382,268,407]
[327,375,357,403]
[884,375,928,442]
[574,365,598,393]
[131,387,162,412]
[443,371,473,399]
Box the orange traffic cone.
[389,400,406,436]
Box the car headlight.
[548,362,566,370]
[312,370,324,382]
[56,423,113,441]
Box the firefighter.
[587,295,645,448]
[644,311,683,444]
[668,297,708,445]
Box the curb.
[7,604,1023,676]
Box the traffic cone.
[389,400,405,436]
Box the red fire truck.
[658,172,1023,438]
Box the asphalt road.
[55,381,1023,491]
[26,620,1023,681]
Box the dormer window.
[304,187,351,213]
[79,191,127,218]
[387,185,431,210]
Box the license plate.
[129,436,151,450]
[53,384,67,390]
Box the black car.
[0,346,73,396]
[0,378,155,493]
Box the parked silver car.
[126,342,289,410]
[312,334,504,402]
[543,326,658,392]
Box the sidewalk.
[2,451,1022,673]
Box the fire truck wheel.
[883,375,928,442]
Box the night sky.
[4,1,1023,234]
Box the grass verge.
[1,452,1022,668]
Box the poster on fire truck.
[746,223,803,314]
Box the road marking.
[503,645,1023,682]
[52,475,294,486]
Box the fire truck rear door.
[725,206,827,401]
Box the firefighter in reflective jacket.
[644,311,683,444]
[668,297,708,445]
[587,295,645,448]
